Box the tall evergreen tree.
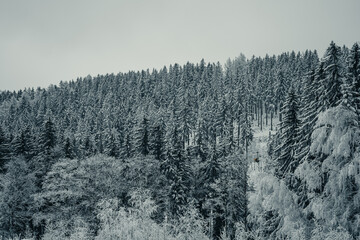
[34,117,58,189]
[346,43,360,111]
[39,117,56,154]
[275,88,300,178]
[295,69,319,163]
[275,71,288,122]
[63,137,74,159]
[12,126,35,161]
[0,126,10,173]
[150,117,166,161]
[132,116,150,156]
[320,41,344,109]
[162,115,189,217]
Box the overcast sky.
[1,0,359,91]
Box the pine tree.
[34,117,58,189]
[132,116,150,156]
[346,43,360,111]
[12,126,34,161]
[150,117,166,161]
[194,112,209,162]
[239,102,253,153]
[39,117,56,154]
[0,126,10,173]
[63,137,73,159]
[103,128,121,158]
[320,41,343,109]
[275,88,300,178]
[275,71,288,122]
[295,69,319,163]
[162,115,189,218]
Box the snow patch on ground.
[248,117,278,174]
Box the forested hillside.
[0,41,359,239]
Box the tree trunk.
[265,103,268,126]
[260,101,263,131]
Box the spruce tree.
[163,114,189,218]
[35,117,58,189]
[150,117,166,161]
[12,126,34,161]
[194,113,209,162]
[320,41,343,109]
[63,137,73,159]
[275,88,300,178]
[275,71,288,122]
[295,69,318,162]
[0,126,10,173]
[346,43,360,111]
[39,117,56,154]
[132,115,150,156]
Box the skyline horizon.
[1,0,359,91]
[1,41,352,92]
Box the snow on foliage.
[309,105,358,159]
[296,105,360,237]
[248,171,307,239]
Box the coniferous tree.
[32,118,57,188]
[0,126,10,173]
[295,69,319,163]
[194,112,209,162]
[0,156,36,239]
[346,43,360,111]
[275,71,288,122]
[275,88,300,178]
[12,126,35,161]
[103,128,121,158]
[150,117,166,161]
[39,118,56,154]
[63,137,73,159]
[162,114,189,218]
[320,41,343,109]
[132,115,150,156]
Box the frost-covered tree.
[275,88,300,178]
[175,202,209,240]
[103,128,121,158]
[0,126,10,173]
[95,190,176,240]
[162,114,190,217]
[248,171,308,239]
[63,137,74,159]
[132,115,150,156]
[275,71,289,122]
[0,156,35,239]
[34,155,138,237]
[193,111,209,162]
[213,153,248,239]
[346,43,360,112]
[296,69,320,163]
[347,43,360,91]
[320,41,343,109]
[150,116,167,161]
[295,104,360,238]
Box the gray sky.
[1,0,359,91]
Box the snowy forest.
[0,41,359,239]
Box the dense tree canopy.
[1,42,359,239]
